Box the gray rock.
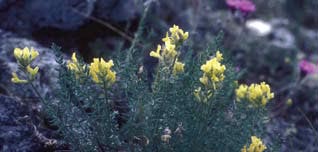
[0,0,95,31]
[26,0,95,30]
[94,0,137,22]
[298,28,318,52]
[267,118,318,152]
[253,0,286,18]
[270,27,296,49]
[286,0,318,28]
[0,0,15,10]
[0,95,42,151]
[0,0,137,32]
[268,73,318,152]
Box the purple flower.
[299,59,318,74]
[226,0,256,13]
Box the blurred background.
[0,0,317,151]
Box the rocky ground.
[0,0,317,151]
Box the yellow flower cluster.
[174,62,184,75]
[67,52,86,79]
[162,24,189,45]
[89,58,116,86]
[172,59,185,75]
[199,51,226,89]
[12,47,39,83]
[241,136,267,152]
[194,51,226,103]
[149,24,188,75]
[14,47,39,67]
[236,82,274,106]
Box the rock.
[285,0,318,29]
[0,0,15,10]
[267,118,318,152]
[253,0,286,18]
[0,0,138,32]
[0,0,93,32]
[212,14,297,88]
[0,29,59,98]
[94,0,137,22]
[0,95,54,151]
[297,28,318,52]
[269,72,318,152]
[270,27,295,49]
[245,19,272,36]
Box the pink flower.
[226,0,256,13]
[299,59,318,74]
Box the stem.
[103,82,108,105]
[103,81,119,147]
[168,55,178,77]
[103,82,113,131]
[19,65,46,104]
[29,82,47,104]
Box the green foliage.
[14,7,274,150]
[41,31,272,152]
[46,44,122,151]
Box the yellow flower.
[241,146,247,152]
[241,136,267,152]
[153,38,177,63]
[71,52,78,63]
[215,51,223,61]
[199,51,226,88]
[67,52,86,79]
[12,47,40,84]
[67,53,79,71]
[236,84,248,101]
[173,60,184,75]
[286,98,293,106]
[169,24,189,42]
[106,70,116,83]
[182,32,189,41]
[194,87,202,101]
[249,84,263,101]
[26,65,39,80]
[236,82,274,107]
[14,47,39,67]
[195,51,226,103]
[11,72,28,83]
[89,58,116,86]
[200,63,212,73]
[162,32,170,43]
[149,25,188,78]
[67,62,77,71]
[199,75,209,86]
[149,45,162,59]
[163,41,177,60]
